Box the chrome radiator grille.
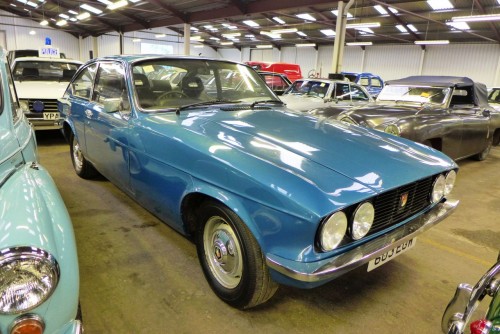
[27,99,59,113]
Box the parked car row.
[2,47,495,332]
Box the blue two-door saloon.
[59,55,459,309]
[0,47,82,332]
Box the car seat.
[181,75,204,98]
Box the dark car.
[59,56,458,309]
[257,71,291,95]
[310,76,500,161]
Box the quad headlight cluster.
[319,170,457,252]
[0,247,60,314]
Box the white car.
[11,56,82,130]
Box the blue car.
[342,72,384,97]
[0,48,82,332]
[59,55,458,309]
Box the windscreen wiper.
[175,99,242,114]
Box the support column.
[184,23,190,56]
[119,32,124,55]
[418,46,426,75]
[331,0,354,74]
[92,36,98,58]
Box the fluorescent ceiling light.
[273,17,285,24]
[132,38,141,42]
[108,0,127,10]
[346,41,373,46]
[427,0,454,10]
[68,10,78,15]
[56,19,67,26]
[40,19,48,25]
[395,25,408,32]
[357,28,374,34]
[220,42,234,45]
[452,14,500,22]
[296,43,316,47]
[296,31,307,37]
[346,22,381,29]
[245,34,255,38]
[69,18,77,22]
[407,24,418,32]
[155,34,166,38]
[243,20,259,27]
[190,35,202,40]
[221,23,238,30]
[190,27,199,31]
[29,30,36,35]
[446,21,470,30]
[320,29,336,36]
[222,33,241,38]
[76,12,90,20]
[10,4,17,7]
[331,10,353,18]
[373,5,388,14]
[414,40,450,45]
[210,37,220,40]
[256,44,273,48]
[296,13,316,21]
[59,13,69,19]
[260,31,281,39]
[80,4,102,14]
[270,28,297,34]
[97,0,112,4]
[194,45,204,49]
[129,0,141,2]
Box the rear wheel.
[474,136,493,161]
[70,133,98,179]
[195,200,278,309]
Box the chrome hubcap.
[203,216,242,289]
[72,138,83,171]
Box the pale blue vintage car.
[0,47,82,333]
[59,55,459,309]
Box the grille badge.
[33,100,45,112]
[400,192,409,208]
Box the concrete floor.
[35,131,499,334]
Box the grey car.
[280,78,373,112]
[309,76,500,161]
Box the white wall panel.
[422,44,500,87]
[217,48,241,62]
[363,45,422,81]
[317,45,334,77]
[281,47,296,64]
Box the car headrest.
[181,76,204,98]
[133,73,150,89]
[22,67,39,77]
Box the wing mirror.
[103,98,122,113]
[482,109,491,117]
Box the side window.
[335,83,351,100]
[351,85,369,101]
[93,62,130,112]
[6,66,21,122]
[359,77,369,86]
[69,63,97,99]
[371,78,382,88]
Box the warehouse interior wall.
[2,9,500,87]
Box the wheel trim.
[203,216,243,289]
[72,138,84,171]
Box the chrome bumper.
[266,199,459,284]
[441,258,500,333]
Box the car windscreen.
[285,81,330,98]
[377,85,451,105]
[132,59,278,111]
[13,61,80,82]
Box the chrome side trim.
[266,199,459,283]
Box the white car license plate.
[367,238,416,272]
[43,112,59,120]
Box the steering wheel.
[156,90,189,106]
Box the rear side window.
[371,78,382,88]
[359,77,370,86]
[69,63,97,100]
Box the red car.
[246,61,302,82]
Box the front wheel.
[70,133,98,179]
[474,136,493,161]
[195,200,278,309]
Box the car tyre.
[70,133,98,179]
[196,200,278,309]
[474,136,493,161]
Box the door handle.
[85,109,93,118]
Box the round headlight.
[431,174,446,204]
[444,170,456,196]
[384,124,401,136]
[0,247,59,314]
[352,202,375,240]
[320,211,348,251]
[19,100,29,112]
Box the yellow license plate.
[43,112,59,120]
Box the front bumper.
[27,116,63,130]
[266,199,459,287]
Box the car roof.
[386,76,475,88]
[293,78,352,85]
[95,54,241,65]
[12,57,83,64]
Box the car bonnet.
[14,80,70,99]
